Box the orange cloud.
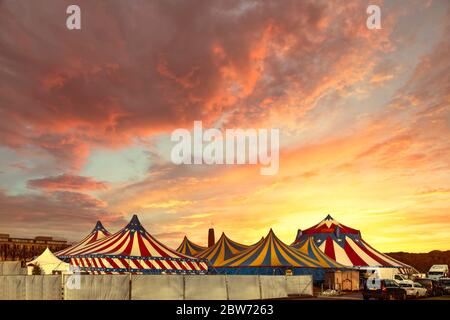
[27,174,108,191]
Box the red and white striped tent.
[292,215,414,274]
[63,215,208,274]
[56,220,110,257]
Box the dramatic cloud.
[27,174,108,191]
[0,0,449,251]
[0,0,391,167]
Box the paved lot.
[289,292,450,300]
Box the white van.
[393,273,414,285]
[427,265,449,280]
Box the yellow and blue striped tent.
[176,236,207,257]
[197,233,262,266]
[220,229,339,268]
[291,237,343,268]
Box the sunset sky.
[0,0,449,252]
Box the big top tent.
[62,215,208,274]
[219,229,342,269]
[292,215,414,273]
[293,237,345,268]
[57,220,110,257]
[176,236,207,256]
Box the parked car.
[414,278,443,296]
[438,278,450,295]
[399,282,428,298]
[363,279,407,300]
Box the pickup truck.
[414,278,444,296]
[363,279,407,300]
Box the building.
[0,233,69,263]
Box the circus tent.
[63,215,208,274]
[220,229,342,268]
[196,233,261,266]
[293,237,345,268]
[56,220,110,257]
[176,236,207,256]
[27,248,71,275]
[292,215,414,273]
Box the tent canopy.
[67,215,208,274]
[221,229,333,268]
[197,232,262,266]
[27,247,70,274]
[57,220,110,257]
[298,214,360,237]
[176,236,207,256]
[293,215,413,271]
[293,237,344,268]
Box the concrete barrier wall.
[131,275,184,300]
[64,275,130,300]
[184,275,228,300]
[286,275,313,296]
[0,261,25,275]
[0,276,26,300]
[226,275,261,300]
[26,275,62,300]
[259,276,287,299]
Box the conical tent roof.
[301,214,360,236]
[27,247,70,274]
[67,215,208,274]
[294,215,412,270]
[221,229,328,268]
[57,220,110,257]
[291,237,343,268]
[176,236,207,256]
[197,233,259,266]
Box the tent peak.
[266,229,276,238]
[94,220,106,231]
[125,214,145,232]
[325,214,334,220]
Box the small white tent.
[27,247,71,275]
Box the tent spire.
[94,220,106,231]
[125,214,145,232]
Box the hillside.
[386,250,450,273]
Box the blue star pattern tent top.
[56,220,110,257]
